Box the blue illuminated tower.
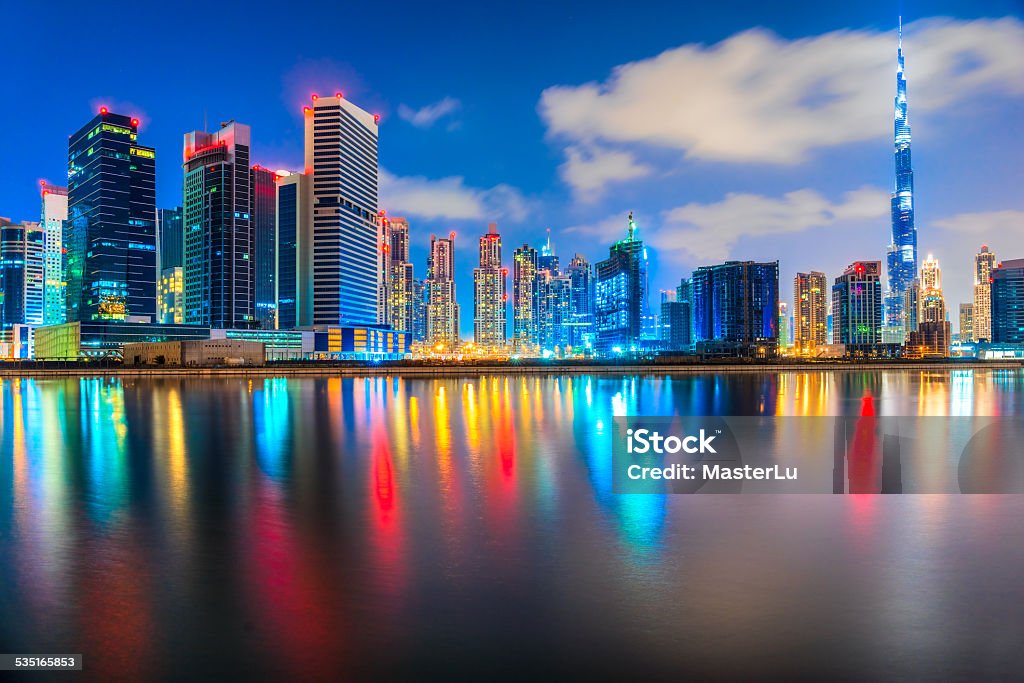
[885,18,917,333]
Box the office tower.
[411,278,427,342]
[902,278,919,342]
[539,273,571,354]
[660,299,690,351]
[473,223,507,350]
[959,303,974,343]
[778,302,789,348]
[426,232,459,348]
[158,207,184,270]
[794,271,828,353]
[182,121,253,327]
[990,259,1024,344]
[66,109,156,322]
[304,93,380,326]
[0,219,45,328]
[252,165,277,329]
[512,243,539,354]
[40,184,68,325]
[275,171,311,330]
[884,20,918,332]
[594,213,648,353]
[158,266,184,324]
[909,255,950,356]
[385,217,415,333]
[676,277,695,350]
[691,261,779,355]
[832,261,883,352]
[565,254,594,351]
[973,245,996,342]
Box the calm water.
[1,370,1023,681]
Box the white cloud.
[539,18,1024,166]
[398,97,461,128]
[379,169,527,222]
[933,209,1024,235]
[560,145,653,200]
[657,186,890,261]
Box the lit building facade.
[908,255,950,357]
[473,223,507,350]
[275,171,311,330]
[973,245,996,342]
[512,243,539,354]
[778,302,789,349]
[182,121,253,328]
[158,206,183,270]
[959,303,974,343]
[304,93,380,327]
[832,261,883,353]
[794,271,828,352]
[66,109,157,322]
[252,165,278,329]
[565,254,594,352]
[991,258,1024,344]
[385,217,415,333]
[594,213,648,354]
[0,219,45,328]
[158,266,184,324]
[411,278,427,342]
[885,21,918,333]
[426,232,459,348]
[40,184,68,325]
[692,260,778,356]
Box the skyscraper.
[832,261,883,353]
[183,121,253,328]
[473,223,507,350]
[691,260,779,356]
[66,109,156,322]
[990,259,1024,344]
[158,207,184,271]
[304,93,380,327]
[426,232,459,348]
[0,218,44,328]
[959,303,974,344]
[512,243,539,354]
[275,171,312,330]
[158,266,184,324]
[594,213,648,353]
[385,217,415,333]
[252,165,277,329]
[40,184,68,325]
[778,302,789,349]
[565,253,594,352]
[908,254,950,356]
[973,245,996,342]
[794,271,828,353]
[411,278,427,343]
[535,234,572,353]
[884,19,918,332]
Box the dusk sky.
[4,0,1023,335]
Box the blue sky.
[4,0,1023,335]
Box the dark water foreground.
[1,370,1022,681]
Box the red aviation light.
[303,106,312,114]
[311,93,319,101]
[131,118,140,127]
[502,293,509,302]
[99,106,108,115]
[855,263,865,274]
[335,92,343,99]
[373,114,380,123]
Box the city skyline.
[3,2,1024,336]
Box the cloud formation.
[379,169,527,222]
[560,145,653,200]
[933,209,1024,235]
[540,17,1024,173]
[398,97,461,128]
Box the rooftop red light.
[311,93,319,101]
[131,118,139,127]
[99,106,108,115]
[335,92,343,98]
[373,114,380,123]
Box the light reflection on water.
[0,370,1022,681]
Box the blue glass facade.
[252,166,277,330]
[158,207,183,270]
[66,111,157,322]
[832,261,883,351]
[991,259,1024,344]
[885,23,917,330]
[691,261,778,352]
[276,182,298,330]
[594,215,647,353]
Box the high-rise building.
[426,232,459,348]
[778,302,789,348]
[973,245,996,342]
[0,219,45,328]
[692,260,778,356]
[594,213,648,353]
[959,303,974,343]
[794,271,828,353]
[304,93,380,327]
[182,121,253,328]
[902,278,919,342]
[66,109,156,322]
[832,261,883,352]
[512,243,539,354]
[565,254,594,352]
[908,255,950,356]
[535,234,572,354]
[991,259,1024,344]
[411,278,427,342]
[252,165,277,329]
[884,20,918,333]
[40,184,68,325]
[660,299,691,351]
[158,206,184,271]
[473,223,507,350]
[275,171,312,330]
[158,266,184,324]
[385,217,415,333]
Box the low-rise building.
[123,339,265,366]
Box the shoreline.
[0,361,1020,378]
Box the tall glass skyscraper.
[252,165,278,329]
[275,171,311,330]
[832,261,883,352]
[512,243,539,354]
[885,19,918,332]
[991,259,1024,344]
[594,213,648,353]
[0,218,45,328]
[40,184,68,325]
[182,121,253,328]
[158,207,183,270]
[304,94,380,327]
[691,260,778,355]
[66,109,157,322]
